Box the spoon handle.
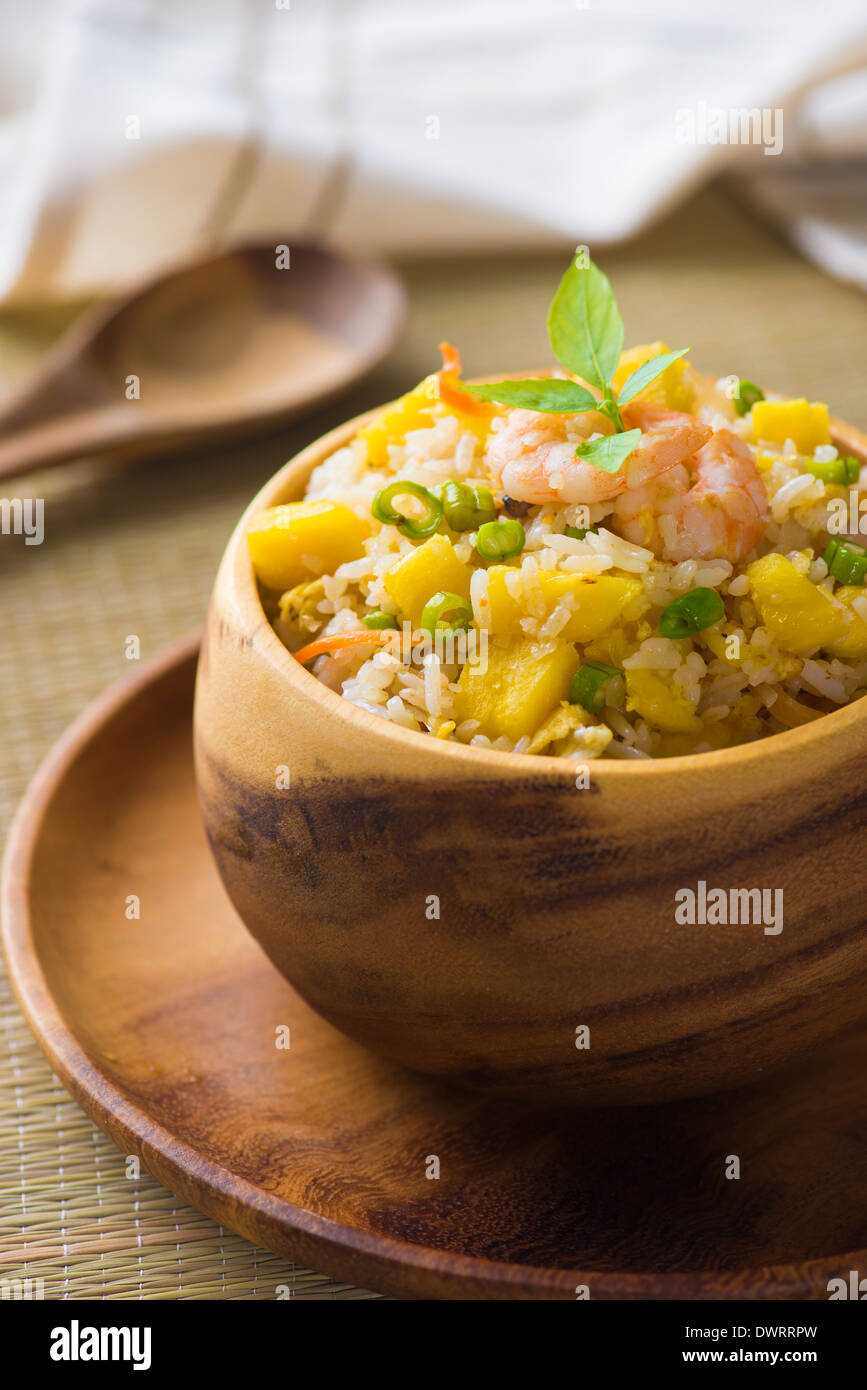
[0,406,141,480]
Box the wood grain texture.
[0,241,405,479]
[194,398,867,1108]
[3,635,867,1299]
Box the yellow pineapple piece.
[484,566,640,642]
[625,668,702,734]
[247,501,369,591]
[827,586,867,659]
[751,399,830,454]
[358,379,438,467]
[747,553,848,655]
[382,534,471,629]
[456,637,579,742]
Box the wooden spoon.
[0,241,405,480]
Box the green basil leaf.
[574,429,641,474]
[617,348,690,406]
[547,254,623,392]
[461,378,599,413]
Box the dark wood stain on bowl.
[195,724,867,1107]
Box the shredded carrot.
[767,687,823,727]
[438,376,492,416]
[293,630,392,665]
[438,341,461,374]
[436,340,494,417]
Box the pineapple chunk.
[751,399,830,454]
[747,553,848,655]
[612,341,696,413]
[485,566,641,642]
[485,565,524,635]
[549,574,642,641]
[456,637,579,742]
[358,379,438,467]
[247,501,369,591]
[827,586,867,659]
[359,372,496,463]
[526,702,612,757]
[382,533,471,629]
[625,669,702,734]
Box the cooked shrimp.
[613,428,768,563]
[485,401,711,506]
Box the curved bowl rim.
[224,385,867,782]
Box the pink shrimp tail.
[620,403,712,488]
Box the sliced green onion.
[733,380,765,417]
[568,662,621,714]
[475,519,525,560]
[564,524,597,540]
[658,587,725,639]
[362,610,398,630]
[806,454,861,487]
[440,481,495,532]
[371,480,442,539]
[419,590,474,636]
[823,538,867,586]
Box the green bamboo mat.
[1,187,865,1300]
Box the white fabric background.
[1,0,866,303]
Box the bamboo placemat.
[1,187,865,1300]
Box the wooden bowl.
[193,393,867,1108]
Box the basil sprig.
[467,377,598,413]
[548,256,624,394]
[462,251,690,473]
[617,347,689,405]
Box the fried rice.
[247,352,867,762]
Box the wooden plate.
[3,633,867,1300]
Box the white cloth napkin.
[1,0,866,303]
